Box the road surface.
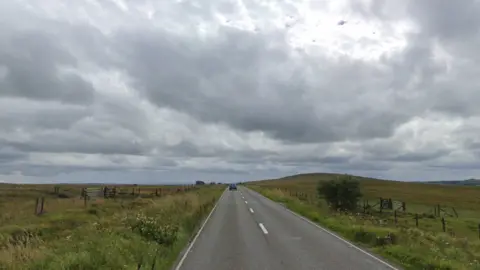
[175,186,400,270]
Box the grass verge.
[0,185,224,270]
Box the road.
[174,186,400,270]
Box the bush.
[317,175,362,212]
[127,213,179,246]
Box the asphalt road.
[175,186,400,270]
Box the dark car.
[229,183,237,191]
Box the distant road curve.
[174,186,401,270]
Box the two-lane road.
[175,186,400,270]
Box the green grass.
[0,184,224,269]
[247,173,480,270]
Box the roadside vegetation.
[247,173,480,270]
[0,184,224,270]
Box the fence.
[270,186,479,239]
[33,185,198,214]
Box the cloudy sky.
[1,0,479,184]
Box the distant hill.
[248,172,480,211]
[423,179,480,186]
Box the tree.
[195,180,205,185]
[317,175,362,212]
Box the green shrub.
[127,213,179,246]
[317,175,362,211]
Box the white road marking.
[249,208,254,213]
[245,200,248,204]
[174,191,225,270]
[259,223,268,234]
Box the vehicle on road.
[229,183,237,191]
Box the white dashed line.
[249,208,254,213]
[245,201,248,204]
[259,223,268,234]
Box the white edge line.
[246,188,400,270]
[249,208,254,213]
[259,223,268,234]
[174,191,225,270]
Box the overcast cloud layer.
[1,0,480,184]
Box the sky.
[1,0,480,184]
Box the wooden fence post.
[441,217,446,232]
[40,197,44,214]
[394,210,397,225]
[415,214,419,227]
[452,207,458,218]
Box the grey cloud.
[0,146,26,164]
[1,0,480,181]
[0,29,95,104]
[6,133,145,156]
[114,26,416,144]
[408,0,480,41]
[390,150,451,163]
[0,103,90,132]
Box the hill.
[251,173,480,210]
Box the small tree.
[317,175,362,212]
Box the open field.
[247,173,480,270]
[0,183,224,270]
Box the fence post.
[441,217,446,232]
[84,193,87,207]
[415,214,419,227]
[402,202,406,212]
[40,197,44,214]
[452,207,458,218]
[478,224,480,239]
[379,197,383,213]
[394,210,397,225]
